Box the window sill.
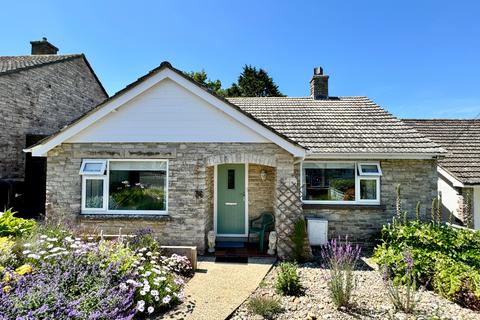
[79,213,171,221]
[303,203,385,210]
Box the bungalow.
[403,119,480,230]
[26,62,445,258]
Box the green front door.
[217,164,246,235]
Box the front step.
[215,236,248,242]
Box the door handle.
[225,202,237,206]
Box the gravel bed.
[230,258,480,320]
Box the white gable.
[68,79,269,143]
[26,66,305,157]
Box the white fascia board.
[305,152,441,160]
[437,166,464,188]
[26,68,305,157]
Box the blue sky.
[2,0,479,118]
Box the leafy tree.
[186,65,284,98]
[185,70,225,96]
[225,65,284,97]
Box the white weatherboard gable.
[27,67,305,157]
[68,78,269,143]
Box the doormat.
[215,256,248,263]
[215,241,245,248]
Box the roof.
[0,54,107,96]
[228,96,445,156]
[25,61,305,157]
[403,119,480,185]
[25,61,445,159]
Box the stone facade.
[46,142,295,254]
[45,142,437,256]
[0,58,106,180]
[303,159,438,241]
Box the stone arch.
[205,153,277,167]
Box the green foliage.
[185,70,225,96]
[290,219,307,262]
[0,237,16,269]
[415,201,421,221]
[92,240,136,275]
[433,256,480,310]
[0,209,36,237]
[247,296,283,319]
[374,221,480,310]
[225,65,284,97]
[275,262,303,296]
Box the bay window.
[80,159,168,214]
[302,161,381,204]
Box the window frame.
[80,159,169,215]
[357,162,382,176]
[301,161,381,205]
[79,159,107,175]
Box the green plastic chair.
[249,212,275,252]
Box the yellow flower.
[3,285,11,293]
[3,272,11,282]
[15,264,33,276]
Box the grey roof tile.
[403,119,480,185]
[0,54,82,75]
[227,96,445,155]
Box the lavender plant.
[320,237,361,309]
[382,250,419,314]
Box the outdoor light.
[260,169,267,181]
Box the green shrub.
[433,256,480,310]
[0,237,16,269]
[247,296,283,319]
[0,209,36,237]
[374,220,480,310]
[290,219,307,262]
[275,261,303,296]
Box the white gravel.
[230,258,480,320]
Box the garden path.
[163,257,274,320]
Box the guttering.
[437,166,464,188]
[305,152,443,160]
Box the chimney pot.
[310,66,329,99]
[30,38,59,55]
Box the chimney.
[310,67,329,99]
[30,37,58,55]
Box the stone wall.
[0,57,106,180]
[248,164,276,220]
[303,159,438,241]
[46,142,294,253]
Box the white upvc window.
[301,161,381,205]
[80,159,168,215]
[79,159,107,175]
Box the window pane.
[360,179,377,200]
[228,169,235,189]
[108,161,166,211]
[84,162,103,173]
[85,179,104,208]
[360,164,379,174]
[303,163,355,201]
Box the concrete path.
[163,257,274,320]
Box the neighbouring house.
[0,38,107,217]
[403,119,480,229]
[26,62,446,258]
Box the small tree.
[225,65,284,97]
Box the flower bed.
[373,220,480,310]
[0,210,193,319]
